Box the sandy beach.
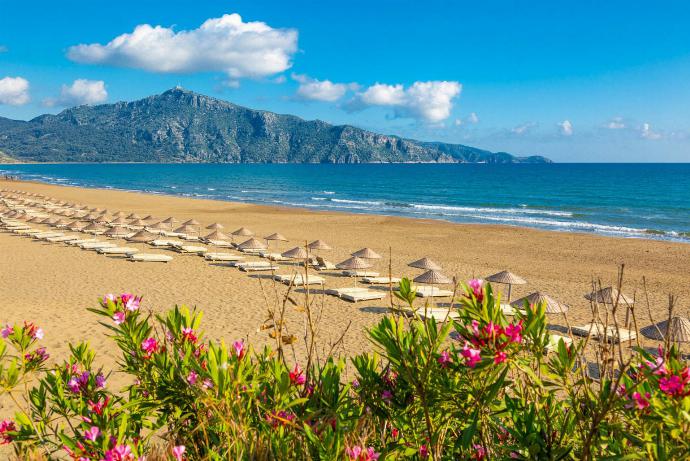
[1,178,690,376]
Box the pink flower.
[468,278,484,302]
[419,444,429,458]
[473,444,487,460]
[232,339,245,359]
[632,391,650,410]
[505,322,523,344]
[104,444,133,460]
[289,364,306,386]
[95,374,107,389]
[494,351,507,364]
[1,324,13,339]
[461,342,482,368]
[180,327,197,343]
[172,445,186,460]
[470,320,480,336]
[644,354,668,376]
[121,294,141,312]
[659,375,684,397]
[381,390,393,402]
[186,370,198,386]
[438,350,452,367]
[202,378,213,390]
[83,426,100,441]
[112,312,126,325]
[345,445,380,460]
[101,294,116,306]
[33,328,44,339]
[68,377,81,393]
[141,337,158,357]
[0,419,17,445]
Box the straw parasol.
[112,211,126,218]
[174,224,199,235]
[511,292,569,314]
[206,222,225,230]
[486,270,527,302]
[127,230,157,243]
[83,222,106,233]
[336,256,372,287]
[203,230,230,241]
[147,222,170,235]
[161,217,178,229]
[41,217,58,225]
[104,226,131,238]
[351,248,382,259]
[282,246,309,260]
[129,219,149,228]
[641,316,690,344]
[110,217,129,226]
[265,232,288,242]
[182,219,200,226]
[585,287,634,305]
[237,237,267,250]
[67,220,87,229]
[308,240,332,251]
[232,227,254,240]
[54,218,72,227]
[408,257,442,271]
[413,270,453,297]
[126,213,141,220]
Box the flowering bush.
[0,282,688,460]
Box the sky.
[1,0,690,162]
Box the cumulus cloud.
[67,13,298,79]
[44,79,108,107]
[347,80,461,122]
[558,120,573,136]
[640,122,661,140]
[466,112,479,124]
[510,122,536,136]
[0,76,30,105]
[605,117,625,129]
[292,73,357,102]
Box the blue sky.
[1,0,690,162]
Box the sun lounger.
[206,239,233,248]
[6,224,31,230]
[97,247,140,255]
[241,248,264,254]
[237,261,278,272]
[412,286,454,298]
[181,235,200,241]
[404,307,460,321]
[362,276,402,284]
[500,304,527,316]
[66,238,97,246]
[129,253,173,263]
[149,239,179,247]
[45,235,81,243]
[12,228,36,235]
[340,290,387,302]
[32,232,64,239]
[545,334,574,352]
[314,258,337,271]
[325,287,371,296]
[204,252,244,262]
[342,270,380,277]
[273,274,326,286]
[79,242,117,250]
[571,323,637,342]
[263,253,291,262]
[174,245,208,254]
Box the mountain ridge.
[0,88,551,164]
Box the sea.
[2,163,689,243]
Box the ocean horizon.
[2,162,689,243]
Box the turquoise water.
[2,163,689,242]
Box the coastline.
[2,178,689,368]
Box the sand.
[1,179,690,379]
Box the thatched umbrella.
[413,270,453,296]
[203,230,230,242]
[104,226,131,238]
[238,237,267,251]
[126,213,142,220]
[641,316,690,345]
[511,292,569,314]
[141,215,157,223]
[41,217,58,225]
[83,222,106,233]
[308,240,332,251]
[486,270,527,302]
[147,222,170,235]
[83,213,100,222]
[282,246,309,260]
[232,227,254,242]
[110,217,129,226]
[182,219,200,226]
[408,257,442,271]
[68,220,87,230]
[161,217,178,230]
[337,256,372,287]
[174,224,199,236]
[206,222,225,230]
[127,230,157,243]
[112,211,126,218]
[54,218,72,227]
[352,248,382,259]
[129,219,149,228]
[585,287,634,305]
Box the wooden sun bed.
[362,276,402,284]
[174,245,208,254]
[205,239,233,248]
[66,238,97,246]
[45,235,81,243]
[571,323,637,342]
[400,307,461,321]
[340,291,387,302]
[500,304,527,316]
[149,239,181,247]
[97,247,140,255]
[204,252,244,262]
[79,242,117,250]
[237,262,279,272]
[342,270,380,277]
[129,253,173,263]
[32,232,64,239]
[412,286,454,298]
[325,287,370,296]
[273,274,326,286]
[263,253,291,262]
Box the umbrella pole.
[507,284,512,303]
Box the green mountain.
[0,88,551,164]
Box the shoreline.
[2,175,688,245]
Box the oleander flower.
[289,364,306,386]
[180,327,197,343]
[494,351,507,364]
[186,370,198,385]
[505,322,523,344]
[438,350,452,367]
[112,311,126,325]
[461,342,482,368]
[232,339,245,359]
[345,445,380,460]
[0,419,16,445]
[172,445,186,460]
[83,426,100,442]
[468,278,484,302]
[631,391,650,410]
[104,444,133,460]
[120,293,141,312]
[1,324,13,339]
[141,337,158,357]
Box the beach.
[1,178,690,378]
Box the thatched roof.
[351,247,382,259]
[408,257,442,271]
[511,292,569,314]
[238,237,267,250]
[641,316,690,342]
[585,287,634,305]
[413,270,452,285]
[336,256,372,270]
[308,240,332,250]
[486,270,527,285]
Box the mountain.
[0,88,551,164]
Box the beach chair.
[204,252,244,262]
[342,270,380,277]
[264,253,291,262]
[32,232,63,239]
[500,304,527,316]
[149,239,179,247]
[273,274,325,286]
[544,334,574,352]
[80,242,118,250]
[571,323,637,343]
[129,253,173,263]
[45,235,81,243]
[340,290,387,302]
[236,261,278,272]
[405,307,460,321]
[66,238,97,246]
[412,286,454,298]
[324,287,370,297]
[174,245,208,255]
[362,276,402,284]
[206,239,233,248]
[315,256,337,271]
[97,247,140,255]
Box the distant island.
[0,88,551,164]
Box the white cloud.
[67,13,298,79]
[466,112,479,124]
[292,73,357,102]
[605,117,625,129]
[44,79,108,107]
[454,118,463,126]
[640,122,661,140]
[511,122,536,135]
[558,120,573,136]
[349,80,461,122]
[0,76,30,105]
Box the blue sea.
[2,163,689,242]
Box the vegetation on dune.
[0,88,551,164]
[1,276,688,460]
